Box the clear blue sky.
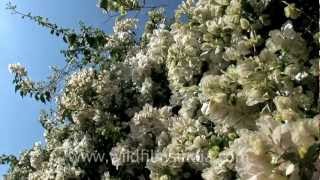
[0,0,180,177]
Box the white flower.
[113,18,138,33]
[285,163,295,176]
[29,144,44,169]
[8,63,27,76]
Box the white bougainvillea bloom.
[8,63,27,76]
[3,0,319,179]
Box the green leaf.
[67,33,77,45]
[63,36,67,43]
[40,94,46,103]
[20,91,24,97]
[14,85,21,92]
[45,91,51,101]
[35,93,40,101]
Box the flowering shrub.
[1,0,319,179]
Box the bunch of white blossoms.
[8,63,36,95]
[58,68,119,124]
[121,0,318,179]
[28,129,95,179]
[167,24,203,89]
[146,116,210,180]
[8,63,27,77]
[98,0,140,15]
[232,115,320,180]
[29,143,45,169]
[106,18,138,48]
[126,23,173,84]
[202,114,320,180]
[199,17,316,130]
[110,104,173,168]
[4,0,319,179]
[28,148,83,180]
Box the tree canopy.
[1,0,319,179]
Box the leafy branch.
[0,155,18,170]
[6,2,71,39]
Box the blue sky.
[0,0,180,177]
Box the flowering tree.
[1,0,320,179]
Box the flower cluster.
[98,0,140,15]
[232,115,320,180]
[8,63,35,96]
[8,63,27,77]
[58,68,119,124]
[4,0,319,179]
[106,18,138,49]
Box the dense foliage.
[1,0,319,179]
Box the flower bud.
[208,146,220,159]
[284,3,301,19]
[240,18,250,30]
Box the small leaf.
[45,91,51,101]
[35,94,39,101]
[63,36,67,43]
[14,85,21,92]
[40,94,46,103]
